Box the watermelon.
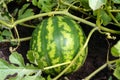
[27,16,87,75]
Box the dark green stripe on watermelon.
[28,16,88,75]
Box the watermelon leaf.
[27,50,44,69]
[10,52,25,66]
[1,29,12,40]
[0,36,3,41]
[108,76,113,80]
[0,52,43,80]
[19,75,45,80]
[99,10,112,26]
[1,29,12,37]
[115,13,120,22]
[8,71,45,80]
[0,0,12,23]
[113,60,120,79]
[111,41,120,79]
[31,0,56,12]
[111,40,120,57]
[113,67,120,80]
[18,3,34,20]
[80,0,90,9]
[112,0,120,4]
[89,0,106,10]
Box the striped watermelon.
[27,16,87,75]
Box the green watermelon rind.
[27,16,88,75]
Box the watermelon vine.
[0,0,120,80]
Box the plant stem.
[0,37,31,42]
[0,20,12,28]
[60,0,90,14]
[53,27,98,80]
[110,10,120,12]
[84,63,107,80]
[65,12,120,34]
[1,10,119,34]
[11,26,20,51]
[65,12,96,27]
[14,10,95,28]
[19,23,36,28]
[100,26,120,34]
[43,61,71,70]
[106,8,119,25]
[12,11,67,27]
[84,59,119,80]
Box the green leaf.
[80,0,90,9]
[0,36,3,41]
[47,75,52,80]
[9,71,45,80]
[111,40,120,57]
[0,59,17,80]
[27,50,44,68]
[113,67,120,79]
[0,52,42,80]
[31,0,56,12]
[27,50,39,65]
[18,4,30,16]
[108,76,113,80]
[115,13,120,22]
[10,41,18,46]
[116,60,120,68]
[100,10,112,26]
[1,29,12,37]
[89,0,106,10]
[32,0,38,6]
[0,13,10,22]
[112,0,120,4]
[0,0,13,25]
[21,75,45,80]
[18,3,34,20]
[0,0,13,4]
[10,52,25,66]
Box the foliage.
[0,52,46,80]
[17,3,34,20]
[0,0,120,80]
[112,0,120,4]
[111,40,120,80]
[31,0,57,12]
[0,29,12,41]
[0,0,12,28]
[111,40,120,57]
[89,0,106,10]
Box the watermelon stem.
[84,59,119,80]
[0,37,31,42]
[53,27,98,80]
[1,10,120,34]
[59,0,91,13]
[64,12,120,34]
[14,26,20,51]
[43,61,71,70]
